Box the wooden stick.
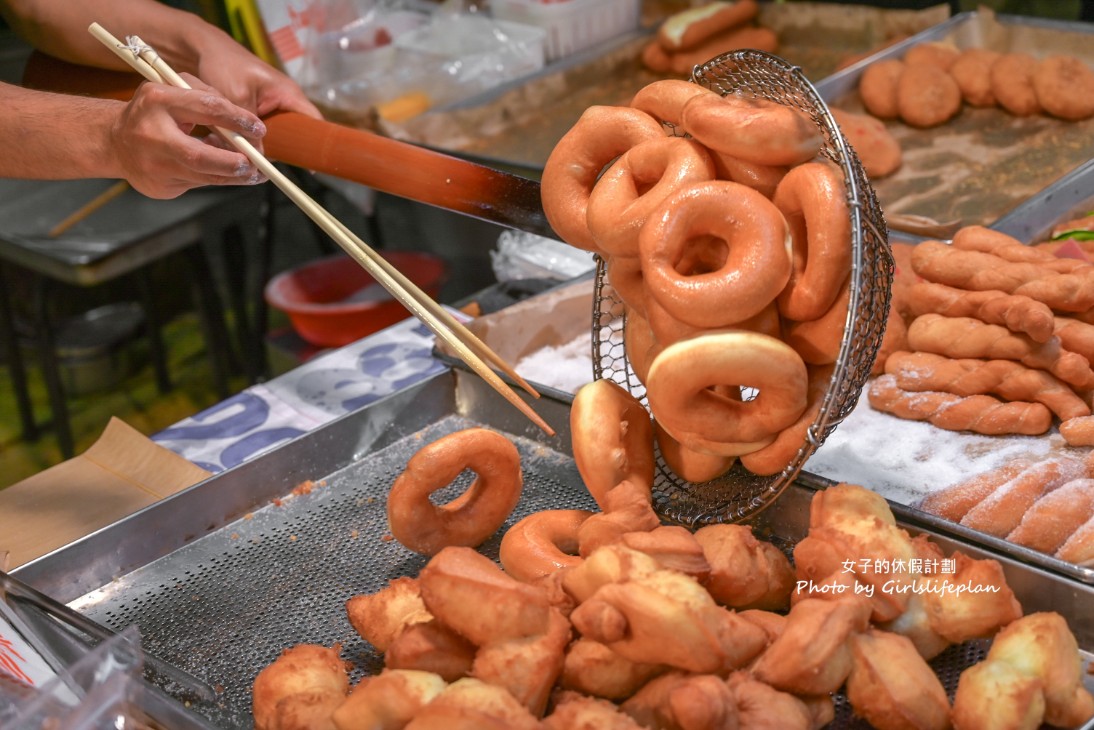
[48,180,130,237]
[88,24,554,436]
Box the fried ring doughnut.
[773,161,852,321]
[782,275,851,366]
[587,137,716,257]
[639,180,792,328]
[991,52,1042,117]
[896,63,962,128]
[571,379,655,509]
[646,330,808,445]
[541,105,665,251]
[949,48,1000,107]
[653,418,737,483]
[859,59,905,120]
[623,309,661,385]
[630,79,718,128]
[1032,55,1094,121]
[387,428,522,555]
[605,255,647,316]
[710,151,788,198]
[500,509,594,583]
[739,363,834,477]
[679,93,823,167]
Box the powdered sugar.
[514,330,595,395]
[805,392,1064,507]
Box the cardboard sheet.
[0,418,211,568]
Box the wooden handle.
[263,111,555,238]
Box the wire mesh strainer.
[592,49,893,527]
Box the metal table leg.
[0,264,38,441]
[31,277,74,459]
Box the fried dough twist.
[906,280,1055,342]
[884,350,1090,421]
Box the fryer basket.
[593,49,893,527]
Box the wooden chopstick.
[48,180,130,237]
[88,23,554,436]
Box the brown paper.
[0,417,211,568]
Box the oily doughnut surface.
[639,180,792,329]
[859,59,905,120]
[1032,55,1094,121]
[680,92,823,167]
[540,105,664,252]
[772,161,853,321]
[570,378,655,509]
[630,78,718,128]
[387,428,523,555]
[586,136,716,258]
[896,64,962,128]
[645,330,809,446]
[500,509,594,583]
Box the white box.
[491,0,640,62]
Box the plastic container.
[490,0,640,62]
[393,14,546,103]
[265,252,447,348]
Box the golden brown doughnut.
[570,379,655,510]
[605,255,647,316]
[253,644,349,730]
[332,669,446,730]
[694,523,795,611]
[859,58,905,120]
[679,93,823,167]
[653,418,737,483]
[830,108,902,179]
[639,180,792,328]
[739,363,834,477]
[645,329,808,446]
[904,41,960,71]
[844,630,952,730]
[709,151,788,198]
[586,136,716,258]
[559,639,667,701]
[540,105,664,251]
[896,63,962,128]
[629,78,718,128]
[949,47,1001,107]
[1032,54,1094,121]
[622,308,660,384]
[387,428,522,556]
[991,52,1043,117]
[773,161,853,321]
[781,275,851,366]
[499,509,594,583]
[1055,514,1094,565]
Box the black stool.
[0,178,268,458]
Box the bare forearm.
[0,81,121,180]
[0,0,231,75]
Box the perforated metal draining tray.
[13,371,1094,729]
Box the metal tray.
[12,369,1094,729]
[816,10,1094,235]
[992,156,1094,243]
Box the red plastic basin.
[265,251,447,347]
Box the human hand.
[110,73,269,199]
[194,35,322,120]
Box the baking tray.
[376,3,948,175]
[817,10,1094,235]
[12,369,1094,729]
[991,156,1094,244]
